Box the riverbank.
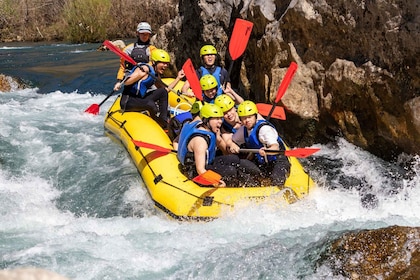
[0,0,177,43]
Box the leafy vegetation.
[0,0,178,43]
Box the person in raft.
[199,74,243,104]
[114,22,156,91]
[181,44,231,97]
[177,103,261,187]
[214,94,243,142]
[172,100,227,156]
[120,49,185,128]
[226,100,291,186]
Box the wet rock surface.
[0,74,28,92]
[318,226,420,279]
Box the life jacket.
[124,43,153,69]
[177,121,217,165]
[243,120,286,164]
[221,120,237,134]
[126,64,156,97]
[169,111,193,137]
[200,66,223,95]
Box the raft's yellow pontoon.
[104,80,315,220]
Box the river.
[1,42,419,279]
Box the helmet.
[190,100,204,115]
[200,45,217,57]
[214,94,235,113]
[237,100,258,117]
[136,22,152,34]
[151,49,171,63]
[200,74,218,91]
[200,103,224,119]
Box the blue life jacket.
[200,66,223,96]
[177,121,217,165]
[221,120,237,134]
[243,120,286,164]
[170,111,193,136]
[129,64,155,97]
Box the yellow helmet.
[200,45,217,57]
[200,74,218,91]
[214,94,235,113]
[190,100,204,115]
[151,49,170,63]
[237,100,258,117]
[200,103,223,119]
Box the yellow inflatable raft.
[104,81,315,221]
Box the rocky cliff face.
[157,0,419,160]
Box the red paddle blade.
[275,61,298,103]
[229,19,254,60]
[284,148,320,158]
[104,40,136,65]
[193,170,222,185]
[182,58,202,100]
[256,103,286,120]
[84,104,99,115]
[131,139,173,153]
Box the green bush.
[62,0,113,43]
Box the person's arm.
[189,135,226,187]
[114,45,133,90]
[258,126,280,157]
[172,135,179,151]
[180,80,192,95]
[166,69,185,93]
[223,85,244,105]
[188,136,209,175]
[216,132,228,155]
[124,65,149,85]
[225,129,244,154]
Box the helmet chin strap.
[202,118,212,131]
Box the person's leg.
[237,159,261,187]
[207,155,240,186]
[149,88,169,122]
[270,156,291,186]
[121,95,157,115]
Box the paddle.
[182,58,203,100]
[132,139,176,153]
[85,89,115,115]
[131,139,222,185]
[239,147,320,158]
[104,40,136,65]
[266,61,298,121]
[226,19,254,81]
[85,75,129,115]
[256,103,286,120]
[193,170,222,186]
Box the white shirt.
[232,124,278,147]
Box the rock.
[318,226,420,279]
[0,74,28,92]
[0,268,69,280]
[156,0,419,159]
